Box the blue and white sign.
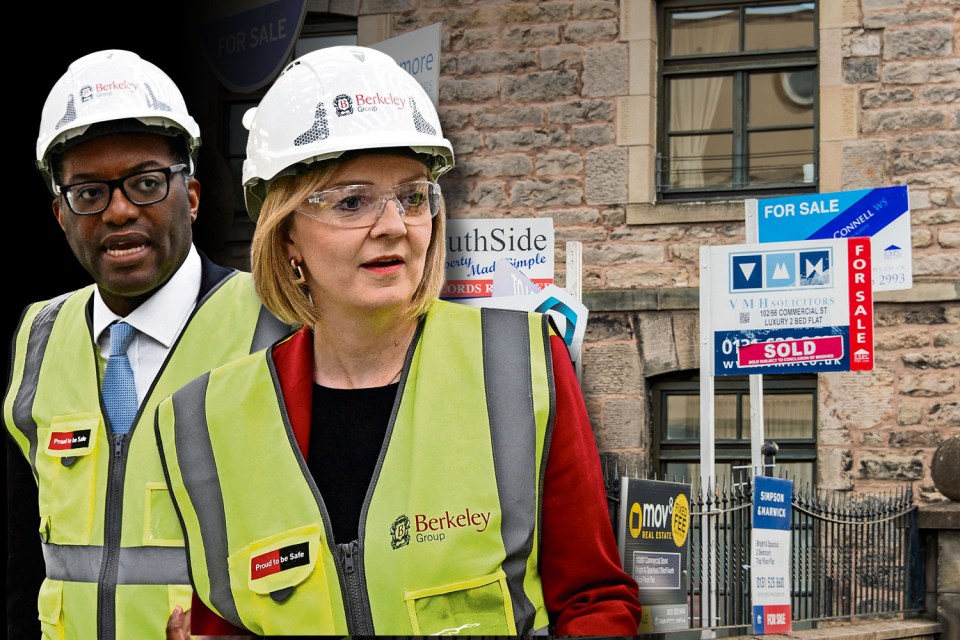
[370,23,441,107]
[751,476,793,634]
[198,0,308,93]
[701,237,875,376]
[745,186,911,291]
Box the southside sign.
[701,236,874,376]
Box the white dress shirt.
[92,245,203,405]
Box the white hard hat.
[36,49,202,193]
[242,46,454,221]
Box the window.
[657,1,818,201]
[652,373,817,489]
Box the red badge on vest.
[251,542,310,580]
[48,430,92,450]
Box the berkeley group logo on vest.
[391,507,492,549]
[250,542,309,580]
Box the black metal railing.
[603,463,923,632]
[654,150,819,201]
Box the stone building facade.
[244,0,959,501]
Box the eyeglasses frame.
[296,179,442,229]
[57,163,190,216]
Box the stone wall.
[818,297,960,499]
[314,0,960,500]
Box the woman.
[157,46,641,637]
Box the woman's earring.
[291,259,307,285]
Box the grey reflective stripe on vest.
[481,307,540,634]
[10,294,72,473]
[253,306,292,353]
[42,543,189,584]
[172,374,245,630]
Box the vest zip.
[338,540,374,634]
[97,431,127,640]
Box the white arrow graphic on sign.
[740,263,756,280]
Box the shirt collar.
[92,244,202,346]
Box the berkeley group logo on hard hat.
[334,94,353,117]
[335,92,408,117]
[354,92,406,111]
[77,81,140,104]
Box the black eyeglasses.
[57,164,189,215]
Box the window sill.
[626,201,747,225]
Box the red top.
[190,327,641,636]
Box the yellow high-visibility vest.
[157,300,554,635]
[4,271,290,640]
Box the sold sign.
[737,336,844,367]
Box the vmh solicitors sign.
[701,236,874,376]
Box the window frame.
[656,0,820,202]
[652,373,818,487]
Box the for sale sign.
[617,479,691,632]
[701,236,874,376]
[751,476,793,634]
[745,186,911,291]
[442,218,554,300]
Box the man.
[4,49,291,639]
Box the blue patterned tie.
[102,321,137,435]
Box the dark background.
[8,2,221,340]
[6,4,229,634]
[6,2,237,358]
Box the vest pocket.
[229,524,321,599]
[404,570,516,635]
[36,414,102,544]
[37,578,64,640]
[226,525,333,634]
[143,482,185,546]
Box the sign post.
[751,476,794,634]
[618,479,692,633]
[698,249,718,632]
[743,185,909,471]
[703,236,875,377]
[700,236,874,635]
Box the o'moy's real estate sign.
[701,236,874,376]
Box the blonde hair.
[250,157,447,327]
